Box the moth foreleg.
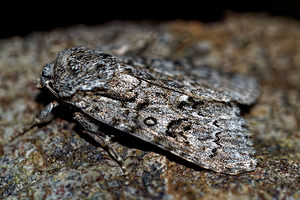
[73,112,127,176]
[11,101,59,141]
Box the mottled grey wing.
[67,74,256,175]
[50,47,257,174]
[118,57,259,105]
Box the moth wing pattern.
[46,47,257,175]
[118,57,259,105]
[66,79,256,175]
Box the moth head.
[39,62,59,98]
[40,62,54,88]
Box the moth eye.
[143,117,157,126]
[42,63,54,78]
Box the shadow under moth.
[29,47,259,175]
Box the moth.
[32,47,259,175]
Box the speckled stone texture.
[0,14,300,199]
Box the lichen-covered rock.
[1,14,300,199]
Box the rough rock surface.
[1,14,300,199]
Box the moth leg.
[11,101,59,141]
[73,112,127,175]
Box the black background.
[1,1,300,38]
